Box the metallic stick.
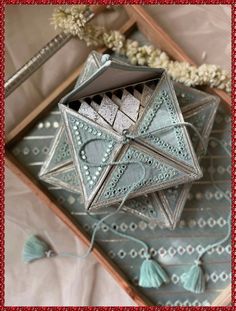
[5,6,103,98]
[5,32,72,97]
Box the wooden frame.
[5,5,231,306]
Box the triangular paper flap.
[183,100,219,152]
[151,99,219,228]
[40,164,81,194]
[92,143,199,209]
[173,81,218,112]
[39,125,72,177]
[75,51,103,88]
[157,184,190,228]
[61,59,164,103]
[60,104,123,208]
[134,72,201,175]
[123,194,172,228]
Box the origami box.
[39,51,202,212]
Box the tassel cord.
[24,121,231,290]
[78,121,207,169]
[74,120,208,260]
[131,121,208,155]
[180,136,231,294]
[41,127,231,264]
[59,160,150,259]
[196,212,231,264]
[24,115,231,291]
[59,217,150,259]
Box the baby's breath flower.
[103,31,126,53]
[51,6,231,94]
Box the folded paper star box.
[40,51,203,212]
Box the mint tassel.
[22,235,54,263]
[139,257,169,288]
[181,260,205,294]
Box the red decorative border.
[2,0,234,308]
[231,3,235,309]
[3,0,235,4]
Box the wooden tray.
[6,6,231,306]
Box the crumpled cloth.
[5,5,230,306]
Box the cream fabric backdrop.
[5,5,231,306]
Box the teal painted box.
[40,52,202,215]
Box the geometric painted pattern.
[96,144,195,206]
[57,52,202,211]
[78,216,229,233]
[124,83,220,228]
[60,106,122,209]
[105,244,231,260]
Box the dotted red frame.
[1,0,234,308]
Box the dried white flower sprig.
[51,6,231,93]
